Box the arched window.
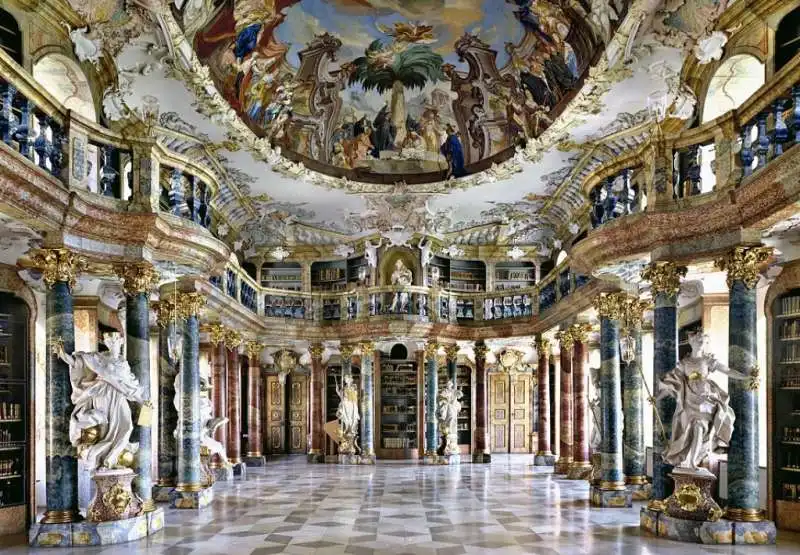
[32,54,96,121]
[0,9,23,65]
[702,54,765,123]
[776,6,800,72]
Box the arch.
[0,8,23,65]
[32,53,96,121]
[776,5,800,72]
[701,54,765,124]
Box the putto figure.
[57,332,150,472]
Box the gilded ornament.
[593,292,629,320]
[473,342,488,360]
[444,344,460,361]
[245,340,263,361]
[176,293,206,319]
[555,329,574,350]
[535,337,550,354]
[224,329,242,350]
[424,342,440,359]
[102,483,132,517]
[339,344,356,359]
[309,344,325,361]
[569,323,593,344]
[205,323,226,346]
[641,262,687,297]
[715,246,772,289]
[30,248,88,290]
[155,298,179,328]
[359,341,375,355]
[116,263,159,295]
[675,483,703,512]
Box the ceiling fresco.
[192,0,627,183]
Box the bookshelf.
[261,262,303,291]
[347,256,368,286]
[773,290,800,531]
[438,364,472,450]
[379,359,418,456]
[311,261,347,292]
[427,255,450,288]
[494,261,536,291]
[0,294,29,536]
[449,260,486,292]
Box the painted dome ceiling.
[191,0,627,183]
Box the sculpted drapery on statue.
[57,332,150,472]
[336,374,361,454]
[437,379,462,456]
[658,332,752,473]
[390,259,413,313]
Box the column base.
[590,484,632,508]
[243,455,266,467]
[212,465,234,482]
[471,452,491,464]
[232,462,247,480]
[30,508,165,547]
[640,508,776,544]
[338,454,362,465]
[626,480,652,501]
[554,457,573,474]
[170,487,214,509]
[152,484,175,503]
[533,452,556,466]
[307,452,325,464]
[566,462,593,480]
[423,454,460,465]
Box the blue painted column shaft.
[599,314,624,487]
[622,327,646,482]
[176,297,202,491]
[360,343,375,457]
[157,315,179,486]
[653,293,678,499]
[126,289,154,510]
[425,343,439,456]
[43,279,80,523]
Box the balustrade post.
[0,83,15,144]
[755,111,770,170]
[169,168,184,216]
[99,144,118,198]
[792,85,800,145]
[33,112,50,171]
[130,143,161,212]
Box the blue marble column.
[641,261,686,504]
[340,344,354,378]
[154,299,179,501]
[424,342,439,461]
[445,345,458,385]
[591,293,631,508]
[360,342,376,462]
[171,293,213,509]
[623,326,648,498]
[120,263,158,512]
[718,246,771,521]
[35,249,86,523]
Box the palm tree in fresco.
[348,36,445,149]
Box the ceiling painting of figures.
[193,0,628,183]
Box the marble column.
[534,337,555,466]
[244,341,266,466]
[717,246,771,521]
[550,355,558,457]
[340,344,354,377]
[554,329,573,475]
[119,263,158,512]
[33,249,86,524]
[225,329,244,474]
[171,292,213,508]
[207,324,231,481]
[445,344,459,385]
[308,344,325,463]
[591,293,631,508]
[423,342,439,462]
[623,323,648,499]
[360,341,376,463]
[154,298,179,501]
[568,324,593,479]
[640,261,686,505]
[472,341,490,463]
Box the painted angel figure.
[657,332,753,473]
[57,332,150,472]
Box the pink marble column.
[472,341,490,463]
[534,337,555,466]
[554,329,573,474]
[211,341,227,468]
[308,344,325,463]
[225,333,242,465]
[568,325,592,479]
[245,341,264,463]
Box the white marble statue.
[437,380,462,455]
[694,31,728,65]
[364,238,382,269]
[335,374,360,454]
[657,332,751,473]
[418,237,434,270]
[57,332,149,472]
[589,367,602,451]
[64,25,103,67]
[173,371,230,466]
[588,0,619,44]
[390,260,413,313]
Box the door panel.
[266,375,285,454]
[510,375,531,453]
[289,375,308,454]
[490,374,510,454]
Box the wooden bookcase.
[494,261,536,291]
[449,260,486,292]
[261,262,303,291]
[311,261,347,292]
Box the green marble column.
[424,342,439,462]
[360,342,376,463]
[623,324,648,499]
[445,344,459,385]
[154,298,179,501]
[33,249,86,524]
[119,263,158,512]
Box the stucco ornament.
[382,226,413,248]
[364,238,382,268]
[507,245,526,260]
[693,31,728,64]
[270,246,291,261]
[442,244,464,258]
[333,244,355,258]
[418,237,434,270]
[57,332,149,472]
[588,0,619,44]
[670,84,697,121]
[102,87,132,122]
[64,25,103,67]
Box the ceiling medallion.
[270,246,292,261]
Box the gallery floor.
[5,456,800,554]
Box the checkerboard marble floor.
[5,455,800,554]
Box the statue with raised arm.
[437,380,462,456]
[56,332,150,472]
[335,374,360,454]
[419,236,434,271]
[364,238,383,269]
[657,332,753,473]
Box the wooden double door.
[489,372,533,454]
[265,374,308,454]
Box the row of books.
[782,296,800,315]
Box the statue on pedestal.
[56,332,149,521]
[335,374,360,454]
[437,380,462,456]
[390,259,413,313]
[656,332,754,521]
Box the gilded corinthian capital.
[641,261,687,297]
[245,340,263,361]
[176,292,206,319]
[569,323,593,344]
[339,344,356,359]
[205,322,227,346]
[224,328,242,350]
[30,248,88,289]
[116,263,159,295]
[444,344,460,361]
[424,341,440,359]
[535,337,550,355]
[473,342,488,360]
[309,344,325,361]
[359,341,375,356]
[555,329,574,350]
[154,298,179,328]
[715,246,773,289]
[593,292,629,320]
